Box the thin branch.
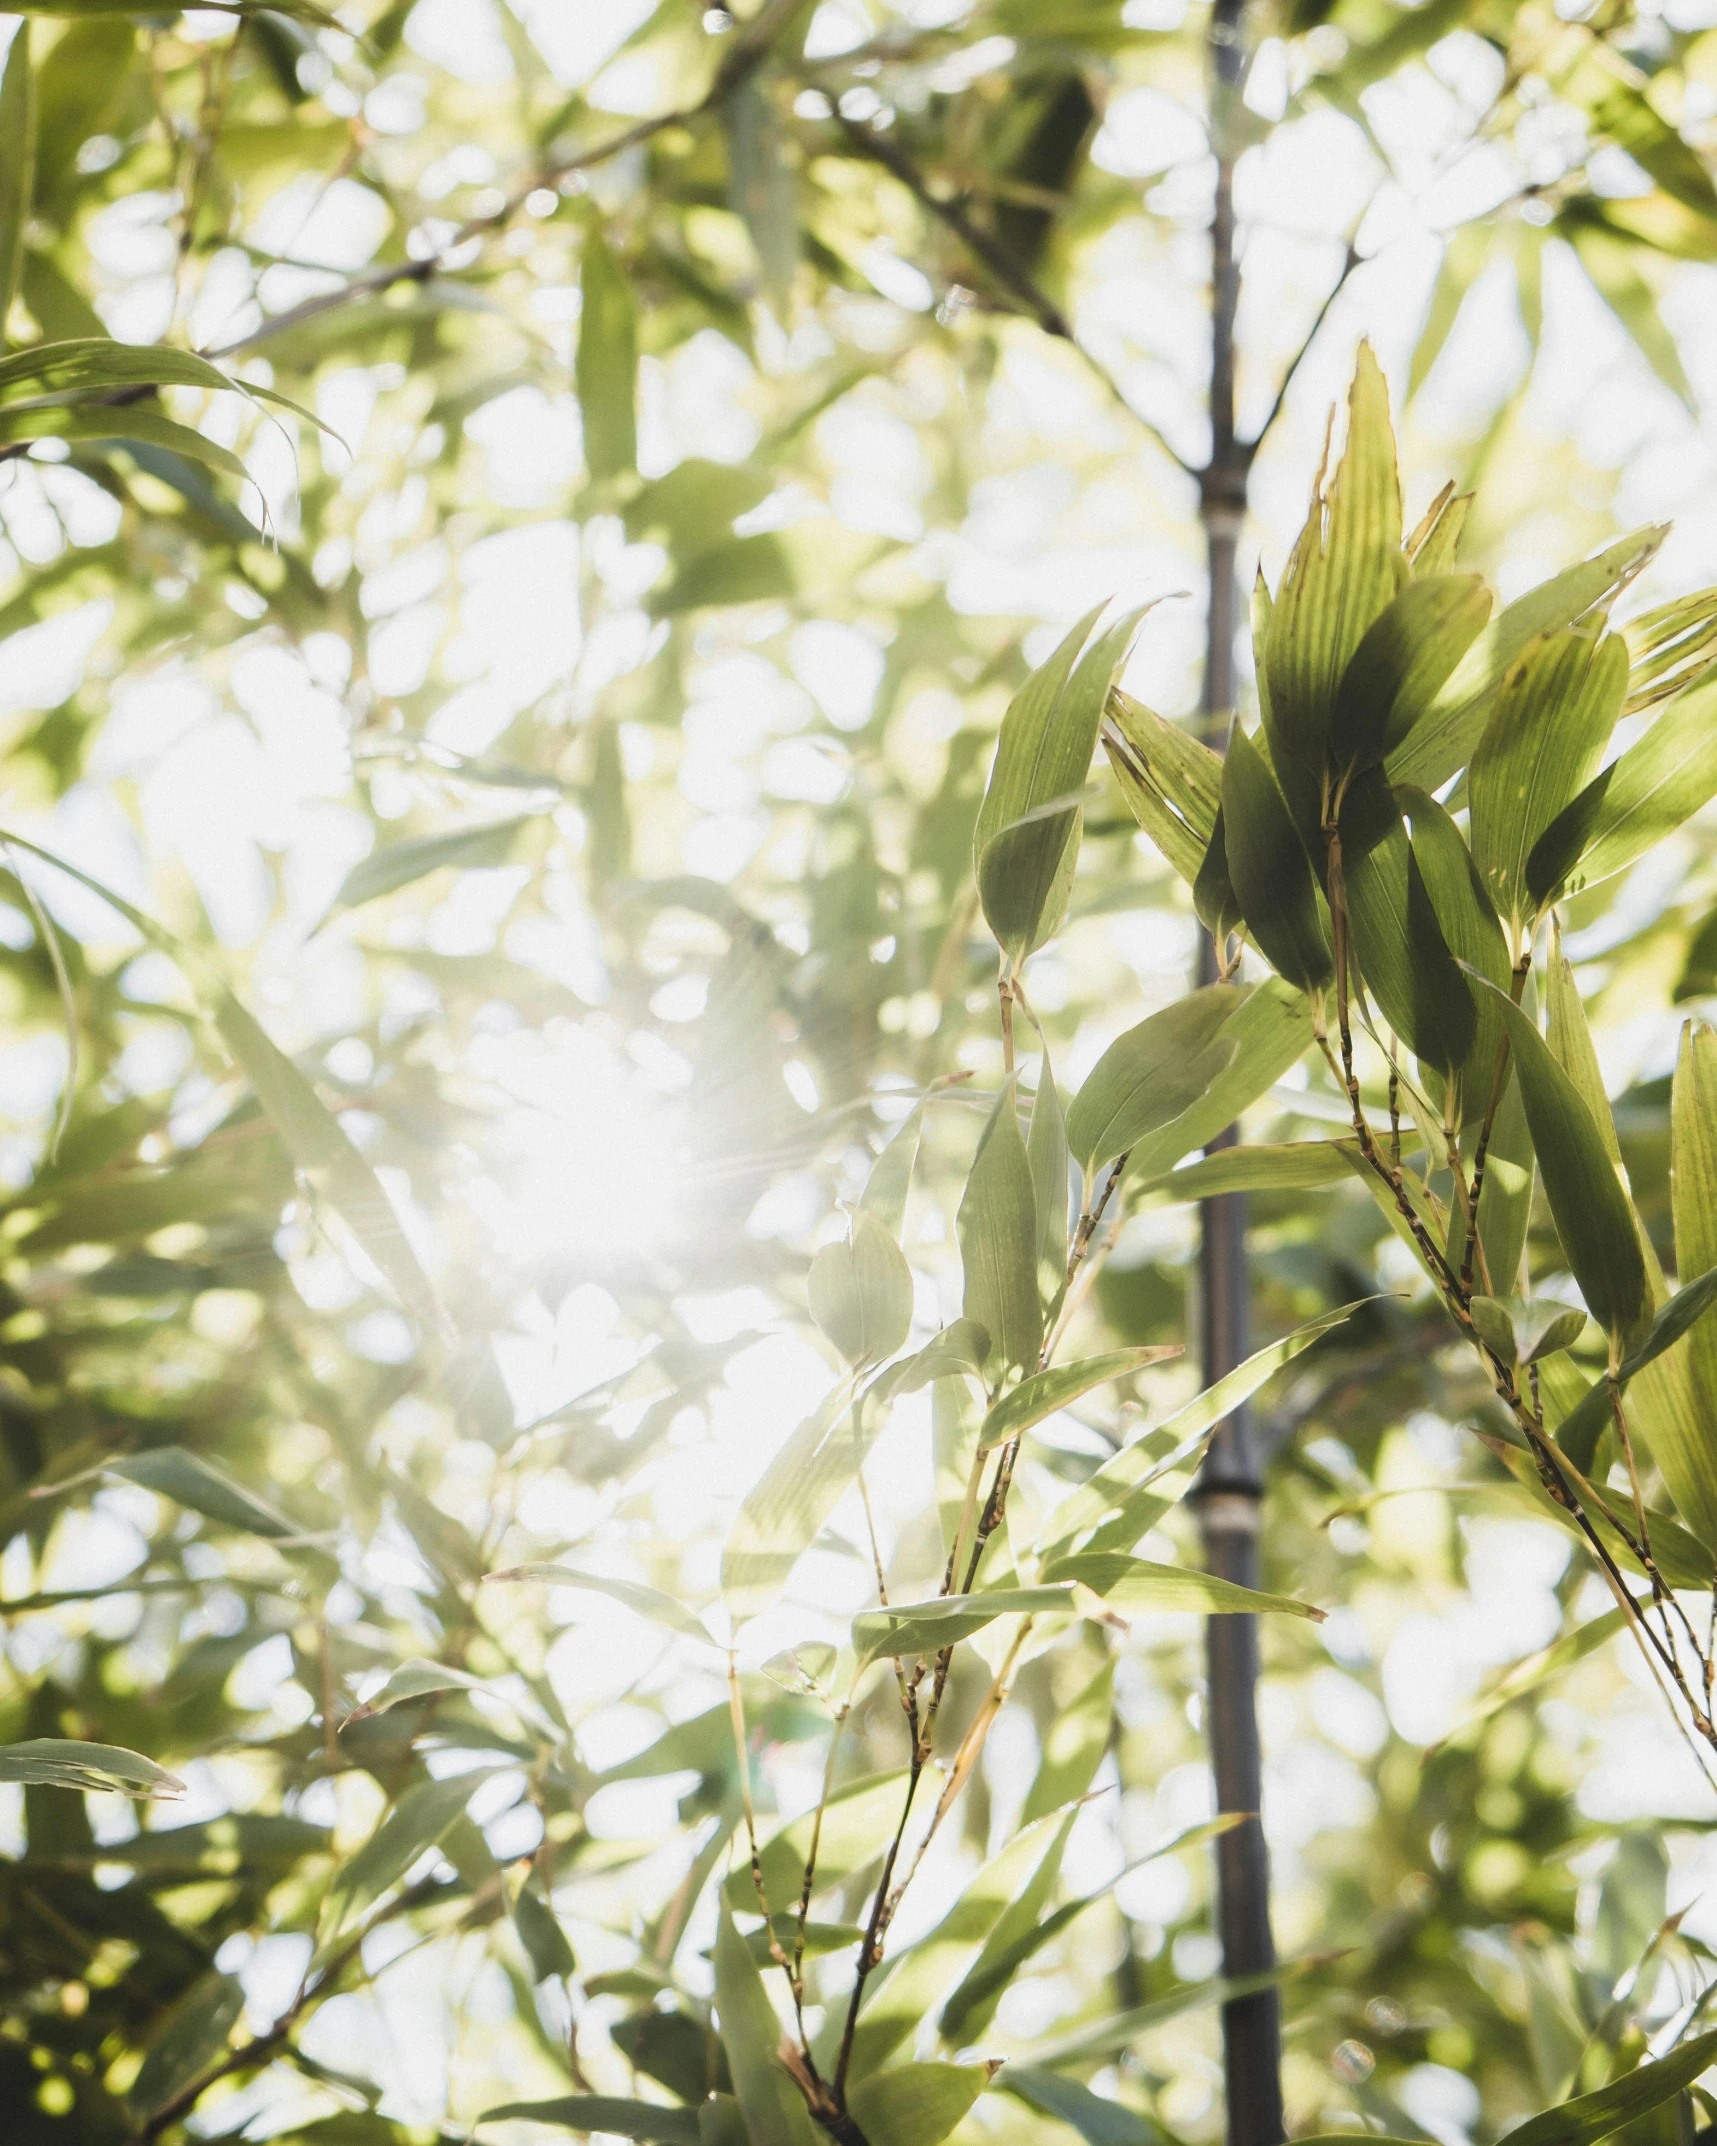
[1242,241,1362,461]
[833,113,1195,478]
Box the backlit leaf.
[854,1586,1081,1663]
[1066,985,1244,1177]
[578,226,637,480]
[978,1346,1180,1450]
[334,817,533,912]
[0,1737,184,1796]
[488,1563,719,1650]
[1220,727,1333,996]
[1329,572,1488,778]
[0,26,35,334]
[847,2062,992,2146]
[712,1908,820,2146]
[809,1207,913,1366]
[1042,1551,1325,1622]
[721,1373,867,1620]
[477,2100,699,2142]
[957,1083,1040,1376]
[1500,2023,1717,2146]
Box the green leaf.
[0,24,35,336]
[1339,769,1474,1082]
[854,1586,1081,1664]
[957,1083,1041,1376]
[1136,1140,1355,1201]
[323,1770,495,1940]
[344,1657,557,1735]
[1409,224,1491,400]
[1441,1607,1628,1745]
[1667,1021,1717,1548]
[578,226,637,481]
[1263,340,1404,843]
[1469,626,1623,937]
[1193,802,1246,945]
[809,1208,914,1367]
[1220,727,1333,996]
[650,532,795,615]
[1028,1060,1070,1293]
[0,1737,184,1797]
[978,1346,1180,1450]
[1555,1266,1717,1477]
[976,609,1142,961]
[721,1373,868,1620]
[1500,2024,1717,2146]
[334,817,533,912]
[1475,985,1649,1355]
[726,73,796,309]
[1400,785,1511,1116]
[1042,1552,1325,1622]
[858,1104,924,1238]
[1389,526,1665,794]
[1101,687,1222,885]
[1468,1296,1587,1369]
[1003,1959,1322,2070]
[713,1908,820,2146]
[1566,216,1694,409]
[1624,582,1717,714]
[1066,984,1245,1177]
[1002,2069,1154,2146]
[1021,1656,1113,1825]
[513,1880,576,1983]
[874,1320,991,1400]
[938,1812,1076,2050]
[1406,482,1473,577]
[107,1444,298,1540]
[1126,979,1315,1180]
[477,2100,699,2142]
[0,401,252,482]
[1038,1303,1357,1557]
[130,1969,244,2121]
[761,1641,838,1696]
[847,2063,992,2146]
[1329,573,1489,777]
[214,989,447,1337]
[1528,672,1717,910]
[486,1563,718,1650]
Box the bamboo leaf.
[1066,985,1244,1177]
[324,1771,497,1939]
[1042,1552,1325,1622]
[854,1586,1081,1664]
[0,26,35,335]
[1028,1060,1070,1293]
[1388,527,1665,794]
[978,1346,1181,1450]
[957,1083,1040,1376]
[1469,627,1623,937]
[0,1738,184,1797]
[578,226,637,480]
[1406,483,1473,577]
[713,1909,820,2146]
[1002,1959,1326,2071]
[131,1970,244,2121]
[725,1769,910,1912]
[809,1207,913,1367]
[1556,1267,1717,1475]
[1193,803,1246,945]
[937,1812,1077,2050]
[1329,573,1489,778]
[1567,216,1694,409]
[1101,687,1222,886]
[1002,2070,1154,2146]
[1339,769,1473,1081]
[1136,1141,1356,1201]
[1409,222,1490,398]
[1125,979,1314,1180]
[1400,785,1511,1116]
[1220,727,1334,996]
[0,402,252,481]
[1021,1656,1113,1825]
[1668,1021,1717,1547]
[1500,2024,1717,2146]
[477,2100,700,2142]
[489,1564,719,1650]
[344,1657,557,1733]
[721,1374,867,1620]
[334,817,533,912]
[1468,1296,1587,1369]
[1038,1303,1358,1557]
[1528,673,1717,910]
[858,1103,924,1239]
[108,1445,298,1541]
[976,609,1142,961]
[847,2063,992,2146]
[1474,985,1649,1355]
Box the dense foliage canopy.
[12,4,1717,2146]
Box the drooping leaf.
[0,401,253,481]
[854,1586,1082,1664]
[1028,1059,1070,1294]
[334,817,533,912]
[1338,769,1473,1082]
[809,1207,914,1367]
[846,2063,992,2146]
[1475,986,1649,1355]
[1220,727,1333,996]
[489,1563,719,1650]
[1528,672,1717,910]
[1042,1552,1324,1622]
[1102,687,1222,886]
[957,1083,1041,1376]
[578,226,637,480]
[1002,2068,1155,2146]
[1400,785,1511,1116]
[108,1444,298,1540]
[1566,214,1695,409]
[714,1909,821,2146]
[978,1346,1180,1450]
[0,1738,184,1797]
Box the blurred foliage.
[2,2,1717,2145]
